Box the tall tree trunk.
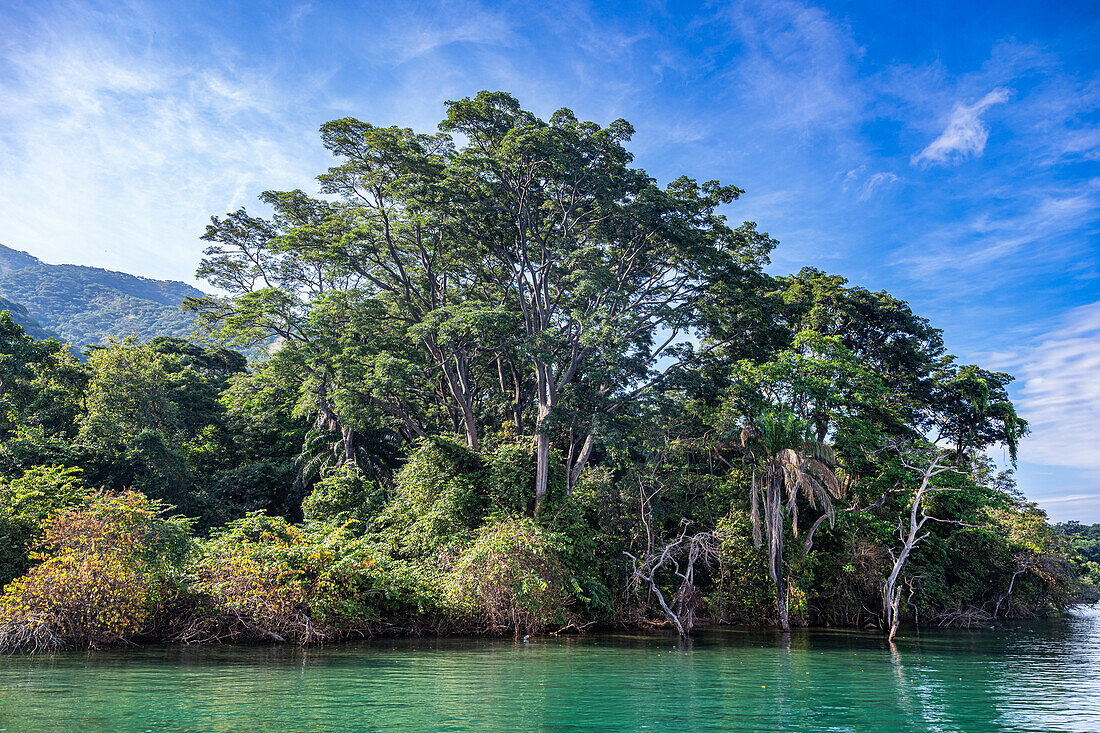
[534,419,551,515]
[881,449,955,641]
[533,363,553,515]
[508,356,524,434]
[460,404,478,451]
[765,468,789,632]
[341,425,355,463]
[568,434,595,494]
[884,584,902,642]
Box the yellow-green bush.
[302,462,385,525]
[189,513,435,642]
[382,436,491,558]
[446,517,574,635]
[0,490,192,651]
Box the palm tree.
[742,409,842,631]
[294,424,401,496]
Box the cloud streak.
[1012,301,1100,469]
[0,4,333,283]
[912,87,1012,166]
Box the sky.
[0,0,1097,520]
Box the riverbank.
[3,611,1098,732]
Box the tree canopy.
[0,92,1079,651]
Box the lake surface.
[2,608,1098,732]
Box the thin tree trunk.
[507,355,524,433]
[341,425,355,462]
[533,363,554,515]
[534,431,551,515]
[765,468,789,632]
[884,584,902,642]
[994,562,1026,618]
[568,434,595,494]
[881,448,956,641]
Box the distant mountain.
[0,244,205,347]
[0,294,63,341]
[0,246,40,276]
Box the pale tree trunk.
[505,355,524,434]
[459,402,478,451]
[534,431,551,514]
[341,425,355,463]
[533,363,554,515]
[532,346,591,512]
[764,468,789,632]
[568,434,595,493]
[883,493,924,643]
[882,448,958,642]
[994,557,1028,618]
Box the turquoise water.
[2,608,1098,732]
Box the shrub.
[302,463,385,526]
[189,513,428,642]
[0,465,88,585]
[0,490,193,651]
[398,436,489,522]
[385,437,490,557]
[446,517,574,636]
[487,442,566,516]
[711,509,773,624]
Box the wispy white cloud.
[911,87,1012,166]
[892,178,1100,290]
[1009,302,1100,469]
[0,5,331,283]
[843,167,900,200]
[720,0,865,139]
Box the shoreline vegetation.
[0,92,1093,653]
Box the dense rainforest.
[0,92,1086,652]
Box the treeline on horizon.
[0,92,1092,652]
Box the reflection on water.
[1,607,1098,732]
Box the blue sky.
[1,0,1097,519]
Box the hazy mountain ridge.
[0,294,62,341]
[0,244,204,347]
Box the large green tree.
[191,91,776,513]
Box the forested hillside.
[0,295,60,341]
[0,93,1085,652]
[0,244,201,347]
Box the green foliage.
[386,436,491,556]
[0,311,85,443]
[0,465,88,585]
[80,339,184,447]
[712,509,772,623]
[446,516,574,635]
[190,461,294,531]
[191,513,435,641]
[302,463,386,525]
[1058,522,1100,601]
[488,442,566,516]
[0,490,193,651]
